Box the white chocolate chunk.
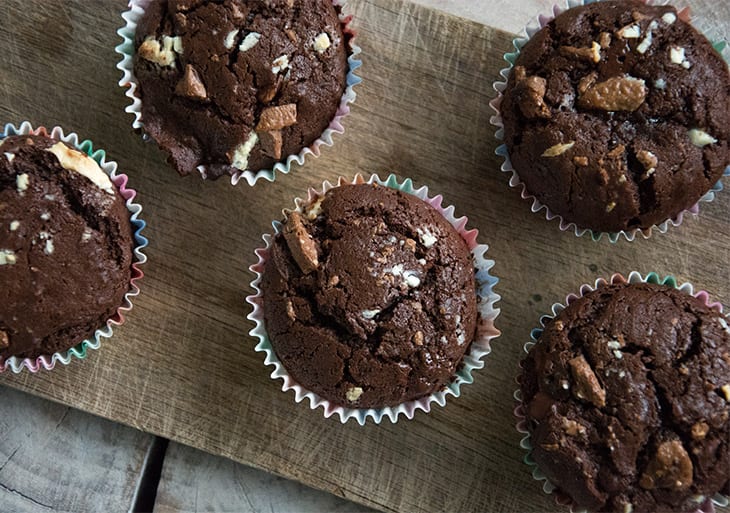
[416,226,438,248]
[637,32,653,54]
[0,249,16,265]
[16,173,29,193]
[81,227,93,242]
[271,54,290,74]
[224,29,239,49]
[170,35,183,54]
[361,309,380,320]
[305,197,324,220]
[662,12,677,25]
[9,221,19,232]
[44,239,54,255]
[346,386,363,402]
[403,270,421,288]
[239,32,261,52]
[542,141,575,157]
[230,131,259,170]
[138,35,182,67]
[670,46,691,69]
[40,212,50,221]
[47,142,115,194]
[654,78,667,89]
[4,152,14,162]
[313,32,331,53]
[618,24,641,39]
[688,128,717,147]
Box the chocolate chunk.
[282,211,319,274]
[257,104,297,131]
[640,440,693,491]
[569,354,606,408]
[175,64,207,100]
[578,75,647,112]
[259,130,283,160]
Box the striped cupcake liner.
[116,0,362,186]
[0,121,148,373]
[514,271,730,512]
[489,0,730,242]
[246,173,501,425]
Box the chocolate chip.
[640,440,693,491]
[513,66,551,119]
[282,211,319,274]
[259,130,283,160]
[257,104,298,131]
[569,354,607,408]
[578,75,647,112]
[175,64,207,100]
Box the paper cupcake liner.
[0,121,148,374]
[489,0,730,243]
[514,271,730,513]
[115,0,362,186]
[246,173,501,425]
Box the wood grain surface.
[154,443,373,513]
[1,1,729,512]
[0,388,152,512]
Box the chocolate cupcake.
[496,0,730,236]
[122,0,356,182]
[0,125,145,370]
[518,274,730,513]
[248,175,500,424]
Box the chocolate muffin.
[500,0,730,233]
[0,135,134,362]
[520,282,730,513]
[261,183,478,409]
[133,0,349,179]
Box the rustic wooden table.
[1,0,729,511]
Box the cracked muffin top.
[261,183,478,409]
[133,0,349,179]
[500,0,730,233]
[0,135,134,362]
[520,282,730,513]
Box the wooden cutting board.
[1,1,729,512]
